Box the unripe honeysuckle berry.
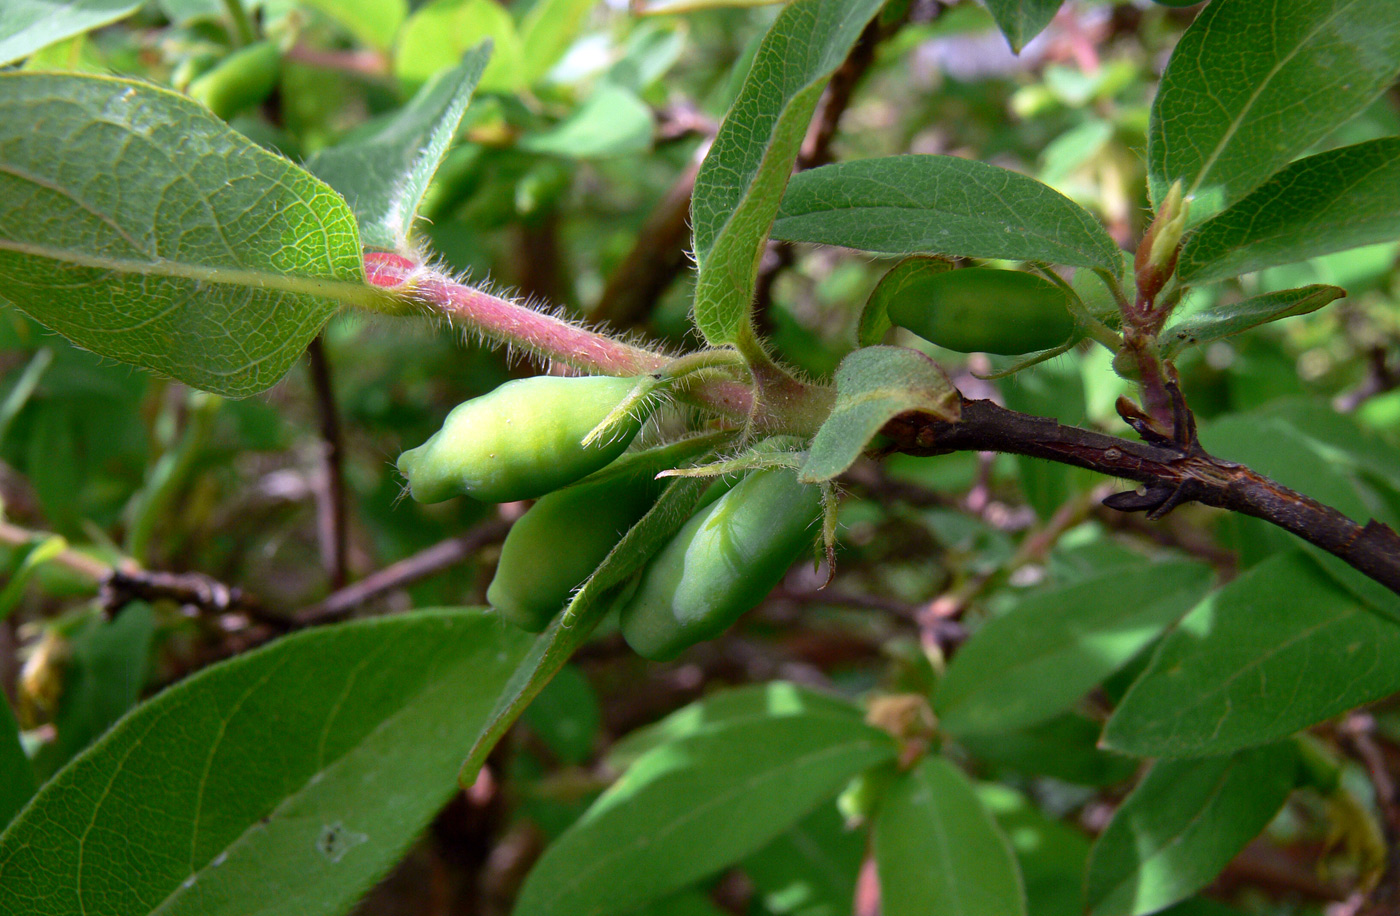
[887,267,1078,356]
[397,375,648,504]
[488,469,666,632]
[187,41,280,121]
[619,468,822,661]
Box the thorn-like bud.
[1134,180,1190,314]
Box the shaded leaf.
[0,609,536,916]
[0,73,371,398]
[395,0,525,94]
[800,346,959,484]
[874,757,1026,916]
[608,682,861,771]
[307,47,489,251]
[300,0,406,53]
[1085,744,1298,916]
[773,155,1122,272]
[936,561,1213,736]
[978,784,1090,916]
[983,0,1063,53]
[519,83,654,159]
[1103,552,1400,757]
[32,603,154,779]
[519,0,597,85]
[512,712,897,916]
[742,801,864,916]
[0,696,35,830]
[1177,138,1400,284]
[1159,285,1344,359]
[521,663,601,767]
[1148,0,1400,215]
[958,713,1138,787]
[690,0,885,346]
[0,0,141,66]
[0,533,67,622]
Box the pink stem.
[364,252,667,377]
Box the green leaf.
[690,0,885,346]
[1000,360,1090,520]
[0,532,67,621]
[512,712,897,916]
[0,609,536,916]
[1202,406,1400,620]
[299,0,406,53]
[874,757,1026,916]
[978,784,1090,916]
[742,801,865,916]
[982,0,1063,53]
[936,561,1213,737]
[0,0,142,66]
[800,346,960,484]
[957,713,1138,787]
[33,604,155,778]
[773,155,1122,272]
[607,682,862,771]
[308,47,488,251]
[859,256,952,348]
[519,83,655,159]
[1084,743,1298,916]
[1148,0,1400,215]
[1103,552,1400,757]
[1159,285,1345,359]
[395,0,525,94]
[521,664,601,766]
[519,0,596,85]
[0,73,371,398]
[0,696,35,830]
[1177,138,1400,284]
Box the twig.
[284,43,389,77]
[880,394,1400,596]
[1338,714,1400,915]
[102,568,290,631]
[0,519,113,582]
[1335,347,1400,413]
[591,148,707,330]
[292,519,510,626]
[305,335,349,589]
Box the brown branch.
[591,148,706,330]
[880,394,1400,597]
[102,568,291,632]
[306,335,349,589]
[292,519,510,627]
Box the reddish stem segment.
[363,252,668,377]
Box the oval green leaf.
[874,757,1026,916]
[0,73,371,398]
[0,609,535,916]
[773,155,1122,272]
[512,712,897,916]
[1102,552,1400,758]
[1148,0,1400,216]
[1085,744,1298,916]
[1177,139,1400,284]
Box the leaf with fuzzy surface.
[308,47,488,252]
[800,346,959,484]
[690,0,884,346]
[0,73,372,398]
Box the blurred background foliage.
[2,1,1398,914]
